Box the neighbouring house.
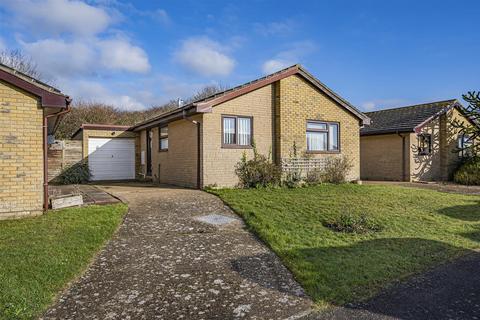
[360,99,476,182]
[0,63,70,219]
[74,65,369,188]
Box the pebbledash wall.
[361,108,471,182]
[0,81,44,218]
[139,74,363,188]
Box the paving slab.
[42,184,311,320]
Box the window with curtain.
[159,125,168,151]
[306,121,339,152]
[222,116,252,147]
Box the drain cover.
[194,214,238,226]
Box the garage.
[88,138,135,181]
[71,124,138,181]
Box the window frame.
[305,120,341,153]
[158,125,168,152]
[457,133,472,158]
[221,115,254,149]
[417,133,432,156]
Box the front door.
[146,129,153,176]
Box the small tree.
[452,92,480,157]
[0,49,46,82]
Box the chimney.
[177,98,185,108]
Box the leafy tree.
[452,92,480,157]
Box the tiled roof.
[360,99,457,136]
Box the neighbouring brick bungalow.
[0,63,70,219]
[125,64,370,188]
[360,100,476,182]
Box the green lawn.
[210,184,480,307]
[0,204,127,320]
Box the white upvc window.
[222,115,252,147]
[306,121,339,152]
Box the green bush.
[235,149,281,188]
[54,160,91,185]
[454,157,480,185]
[324,212,383,234]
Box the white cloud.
[254,20,295,36]
[361,101,377,111]
[262,59,293,74]
[21,37,150,77]
[2,0,112,36]
[98,39,150,73]
[261,40,317,74]
[174,37,235,77]
[69,80,146,111]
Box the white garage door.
[88,138,135,181]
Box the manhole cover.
[194,214,238,226]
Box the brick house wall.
[0,81,44,219]
[276,75,361,181]
[360,133,410,181]
[140,115,200,187]
[202,85,274,187]
[361,107,472,182]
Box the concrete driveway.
[42,183,311,320]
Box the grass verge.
[209,184,480,306]
[0,203,127,320]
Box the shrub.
[305,168,323,185]
[319,157,353,184]
[54,160,91,185]
[454,157,480,185]
[324,212,383,234]
[235,148,281,188]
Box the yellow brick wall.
[140,115,201,188]
[360,134,409,181]
[202,85,274,187]
[0,80,44,219]
[410,108,469,181]
[277,75,361,180]
[81,129,141,178]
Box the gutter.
[182,110,202,189]
[42,101,71,211]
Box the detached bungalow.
[125,64,370,187]
[75,65,370,187]
[360,99,475,182]
[0,63,70,219]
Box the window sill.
[158,149,168,152]
[306,150,341,154]
[221,144,253,149]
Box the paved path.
[311,252,480,320]
[43,183,311,320]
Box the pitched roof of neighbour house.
[360,99,461,136]
[0,62,70,108]
[71,124,133,140]
[130,64,370,131]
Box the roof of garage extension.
[130,64,371,131]
[71,123,133,140]
[0,63,70,108]
[360,99,460,136]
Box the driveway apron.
[42,184,311,320]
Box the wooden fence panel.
[47,140,83,182]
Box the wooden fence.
[47,140,83,182]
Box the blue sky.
[0,0,479,111]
